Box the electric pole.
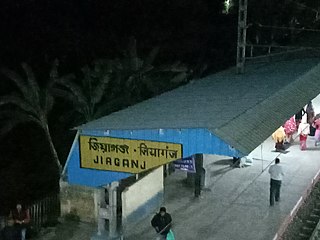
[236,0,248,74]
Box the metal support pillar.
[236,0,248,74]
[194,154,204,197]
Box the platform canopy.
[65,52,320,187]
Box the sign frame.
[79,135,183,174]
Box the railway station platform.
[125,95,320,240]
[126,134,320,240]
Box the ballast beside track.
[282,181,320,240]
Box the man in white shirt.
[268,158,284,206]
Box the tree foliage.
[53,61,112,123]
[0,60,62,173]
[109,38,188,102]
[53,38,189,125]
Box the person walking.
[268,158,284,206]
[151,207,172,240]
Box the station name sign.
[79,135,183,173]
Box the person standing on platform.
[306,102,315,124]
[298,121,310,150]
[11,203,30,240]
[313,118,320,146]
[268,158,284,206]
[306,102,315,136]
[295,107,306,130]
[283,116,296,144]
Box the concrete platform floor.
[126,133,320,240]
[36,94,320,240]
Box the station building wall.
[122,166,163,233]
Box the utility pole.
[236,0,248,74]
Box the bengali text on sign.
[79,135,183,173]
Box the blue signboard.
[174,156,196,173]
[64,128,241,187]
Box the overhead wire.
[245,0,320,59]
[286,0,319,14]
[255,24,320,33]
[247,0,320,33]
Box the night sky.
[0,0,233,71]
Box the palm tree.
[53,43,189,125]
[52,60,113,123]
[112,38,188,102]
[0,60,62,173]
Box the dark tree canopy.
[0,0,229,69]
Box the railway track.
[299,205,320,239]
[282,182,320,240]
[309,216,320,240]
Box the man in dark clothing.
[151,207,172,239]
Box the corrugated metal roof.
[78,57,320,155]
[213,63,320,154]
